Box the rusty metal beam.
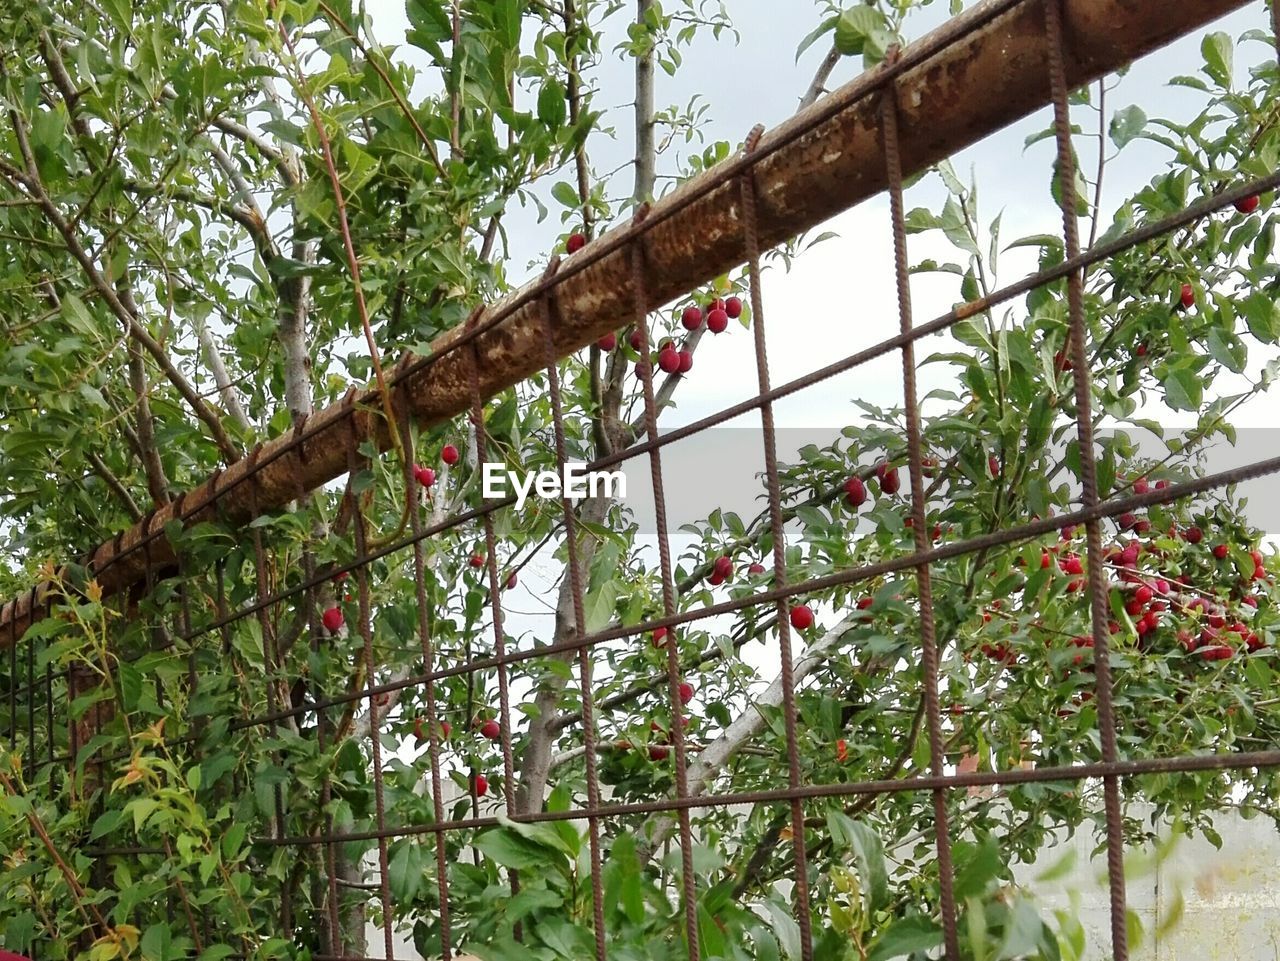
[0,0,1250,644]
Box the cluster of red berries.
[413,443,460,488]
[646,714,691,761]
[595,295,744,375]
[973,498,1270,670]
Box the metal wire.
[738,123,815,961]
[629,205,702,961]
[880,63,961,961]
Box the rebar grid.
[2,2,1279,960]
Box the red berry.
[440,720,452,738]
[1235,194,1260,214]
[1199,645,1234,661]
[442,444,460,466]
[1254,565,1267,582]
[748,563,766,575]
[678,682,694,704]
[1134,585,1153,605]
[415,465,436,488]
[658,346,681,374]
[1125,598,1144,616]
[1180,283,1195,310]
[1136,343,1148,357]
[1243,595,1259,608]
[988,455,1000,478]
[1040,552,1051,570]
[629,328,646,352]
[1062,555,1084,576]
[789,605,815,630]
[714,555,733,577]
[1133,477,1149,495]
[678,349,693,373]
[597,331,617,351]
[857,596,874,611]
[836,738,848,763]
[649,744,670,761]
[651,627,670,648]
[1134,520,1151,535]
[1118,513,1136,531]
[506,571,518,590]
[981,642,1012,662]
[1213,544,1230,560]
[474,773,489,796]
[708,572,725,586]
[681,306,703,331]
[322,607,344,632]
[844,476,867,508]
[566,233,586,254]
[470,553,485,569]
[1185,526,1203,545]
[707,308,729,334]
[706,298,726,314]
[479,719,501,740]
[1154,479,1169,490]
[725,296,743,318]
[1054,350,1073,372]
[1251,549,1264,567]
[878,463,901,495]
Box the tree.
[0,1,1277,959]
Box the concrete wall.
[1016,809,1280,959]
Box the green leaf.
[387,840,426,903]
[1161,366,1203,411]
[538,77,567,128]
[473,826,559,871]
[834,6,882,56]
[763,897,802,961]
[140,923,172,961]
[551,180,580,208]
[796,16,837,62]
[868,916,943,961]
[583,579,617,634]
[1201,31,1234,88]
[1205,327,1246,373]
[954,835,1002,900]
[826,811,888,913]
[1108,105,1147,149]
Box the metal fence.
[4,0,1280,960]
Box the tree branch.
[86,450,144,522]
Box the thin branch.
[0,136,242,463]
[86,450,144,522]
[633,0,656,201]
[799,43,842,111]
[314,0,447,180]
[1089,78,1107,249]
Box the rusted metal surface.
[0,0,1250,648]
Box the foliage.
[0,1,1279,960]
